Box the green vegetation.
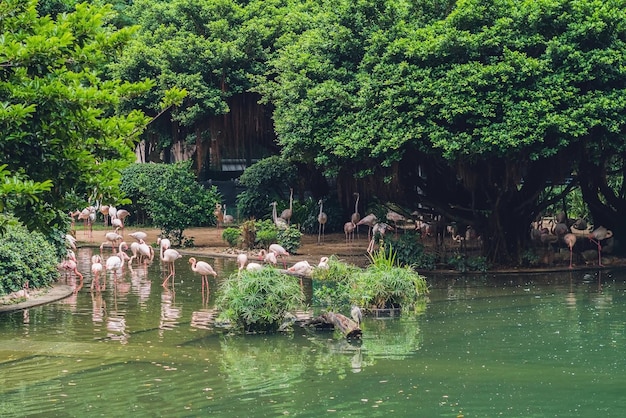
[217,268,305,333]
[3,0,626,273]
[222,227,241,247]
[120,162,221,246]
[355,246,429,312]
[0,221,58,295]
[236,157,297,219]
[313,247,429,315]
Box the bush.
[236,156,297,219]
[351,244,429,312]
[121,162,222,246]
[277,226,302,254]
[388,232,436,270]
[312,256,360,311]
[216,268,305,333]
[0,221,59,294]
[222,227,240,247]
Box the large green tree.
[259,0,626,264]
[0,0,154,234]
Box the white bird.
[129,231,148,242]
[128,241,153,265]
[65,234,77,250]
[116,209,130,222]
[106,242,130,277]
[157,237,171,258]
[288,260,313,275]
[223,204,234,225]
[259,249,278,266]
[564,233,577,269]
[189,257,217,300]
[161,248,182,286]
[91,255,104,291]
[318,256,329,269]
[246,262,263,271]
[271,201,288,229]
[100,229,123,252]
[317,199,327,245]
[357,213,377,240]
[237,253,248,271]
[344,221,356,243]
[269,243,290,268]
[589,226,613,267]
[280,188,294,225]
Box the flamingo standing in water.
[105,242,130,274]
[91,255,104,291]
[189,257,217,303]
[269,243,290,268]
[161,248,182,286]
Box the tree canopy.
[257,0,626,262]
[0,0,154,233]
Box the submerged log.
[303,312,362,340]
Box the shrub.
[277,226,302,254]
[121,162,222,246]
[255,220,278,249]
[351,244,429,312]
[222,227,240,247]
[388,231,436,270]
[0,220,59,294]
[236,156,297,219]
[312,256,360,311]
[216,268,305,333]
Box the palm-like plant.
[217,268,304,333]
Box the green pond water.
[1,247,626,417]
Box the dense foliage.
[0,221,59,295]
[257,0,626,263]
[0,1,154,234]
[120,162,221,246]
[236,156,297,219]
[217,268,305,333]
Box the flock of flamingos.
[58,195,614,299]
[60,202,332,297]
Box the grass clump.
[216,267,304,333]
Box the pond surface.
[1,247,626,417]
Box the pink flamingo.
[357,213,377,240]
[589,226,613,267]
[106,242,130,280]
[351,193,361,239]
[189,257,217,303]
[258,249,278,266]
[269,243,290,268]
[91,255,104,291]
[161,248,182,286]
[563,233,577,269]
[317,199,327,245]
[344,221,356,244]
[100,228,123,252]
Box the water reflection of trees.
[218,315,424,388]
[219,336,309,391]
